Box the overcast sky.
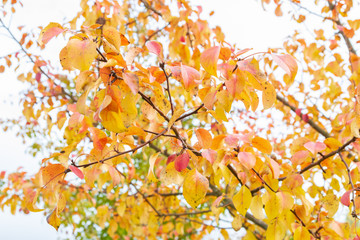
[0,0,294,239]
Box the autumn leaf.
[233,185,252,216]
[304,141,326,155]
[341,189,352,206]
[183,169,209,208]
[60,36,97,71]
[271,53,298,86]
[252,136,272,154]
[146,40,163,60]
[174,152,190,172]
[200,46,220,77]
[238,152,256,169]
[181,64,201,90]
[38,22,65,46]
[69,165,84,179]
[201,149,217,164]
[262,81,276,109]
[123,71,139,95]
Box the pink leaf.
[304,142,326,155]
[174,152,190,172]
[202,149,217,164]
[203,90,217,110]
[200,46,220,77]
[181,64,201,90]
[69,165,84,179]
[295,108,302,116]
[145,41,163,59]
[225,134,241,147]
[271,53,298,85]
[38,22,65,46]
[341,189,352,206]
[291,150,310,165]
[123,72,139,95]
[238,152,256,169]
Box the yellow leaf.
[24,189,43,212]
[147,152,160,182]
[252,136,272,154]
[103,26,122,51]
[233,185,252,216]
[231,215,242,231]
[167,108,185,131]
[160,162,186,185]
[262,81,276,109]
[61,37,97,71]
[183,169,209,208]
[100,110,126,133]
[264,192,283,219]
[351,116,360,138]
[294,226,310,240]
[322,191,339,217]
[200,46,220,77]
[266,218,286,240]
[324,138,342,150]
[96,205,109,228]
[47,208,61,231]
[249,195,264,220]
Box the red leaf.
[181,64,201,90]
[180,36,186,43]
[69,165,84,179]
[123,72,139,95]
[200,46,220,77]
[202,149,217,164]
[341,190,352,206]
[174,152,190,172]
[145,40,163,59]
[304,141,326,155]
[295,108,301,116]
[166,154,177,165]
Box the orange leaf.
[195,129,213,149]
[252,136,272,154]
[200,46,220,77]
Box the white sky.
[0,0,294,239]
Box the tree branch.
[276,94,331,138]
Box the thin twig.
[76,129,167,168]
[160,62,174,115]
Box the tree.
[0,0,359,239]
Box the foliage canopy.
[1,0,360,239]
